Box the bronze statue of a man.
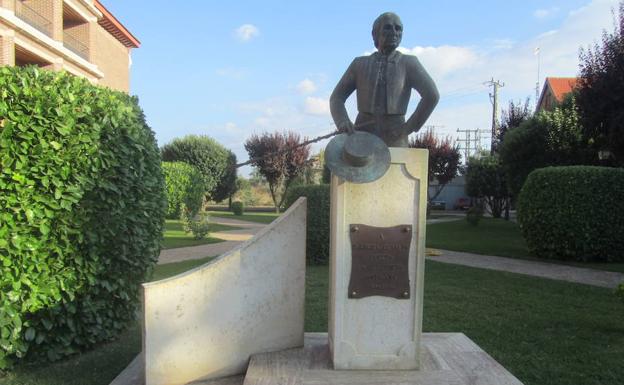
[330,12,439,147]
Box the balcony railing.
[15,1,52,37]
[63,32,89,60]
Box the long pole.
[484,78,504,153]
[535,47,541,105]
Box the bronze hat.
[325,131,391,183]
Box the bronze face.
[375,14,403,53]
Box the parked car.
[430,200,446,210]
[454,197,470,210]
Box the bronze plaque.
[348,224,411,299]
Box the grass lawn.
[5,260,623,385]
[209,211,280,224]
[427,218,624,273]
[305,262,624,385]
[162,219,240,249]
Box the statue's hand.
[337,121,355,135]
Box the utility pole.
[484,78,504,153]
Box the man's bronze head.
[372,12,403,53]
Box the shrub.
[0,67,166,368]
[231,201,244,216]
[162,162,205,219]
[284,184,330,265]
[182,211,211,240]
[517,166,624,262]
[161,135,231,200]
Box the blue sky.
[103,0,619,173]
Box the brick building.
[0,0,139,92]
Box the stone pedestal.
[329,148,428,370]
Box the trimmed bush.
[0,67,166,368]
[161,135,231,200]
[284,184,330,265]
[231,201,244,216]
[162,161,205,219]
[518,166,624,262]
[182,212,211,240]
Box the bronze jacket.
[330,50,437,129]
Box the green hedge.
[518,166,624,262]
[0,67,166,368]
[162,162,205,219]
[284,184,330,265]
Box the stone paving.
[430,249,624,289]
[159,215,624,289]
[157,216,264,264]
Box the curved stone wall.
[143,198,307,385]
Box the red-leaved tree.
[244,131,310,212]
[409,129,461,203]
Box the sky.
[102,0,620,174]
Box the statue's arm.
[405,56,439,134]
[330,60,357,133]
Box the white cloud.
[303,97,330,116]
[491,39,515,50]
[224,122,243,135]
[398,45,480,80]
[397,0,619,149]
[534,7,560,19]
[235,24,259,42]
[216,67,248,80]
[296,78,317,94]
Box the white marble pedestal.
[329,148,428,370]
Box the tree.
[465,155,509,218]
[499,95,589,198]
[244,131,310,212]
[161,135,232,200]
[577,2,624,165]
[497,98,532,147]
[409,129,461,203]
[211,151,238,206]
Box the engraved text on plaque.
[348,224,411,299]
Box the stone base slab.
[243,332,524,385]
